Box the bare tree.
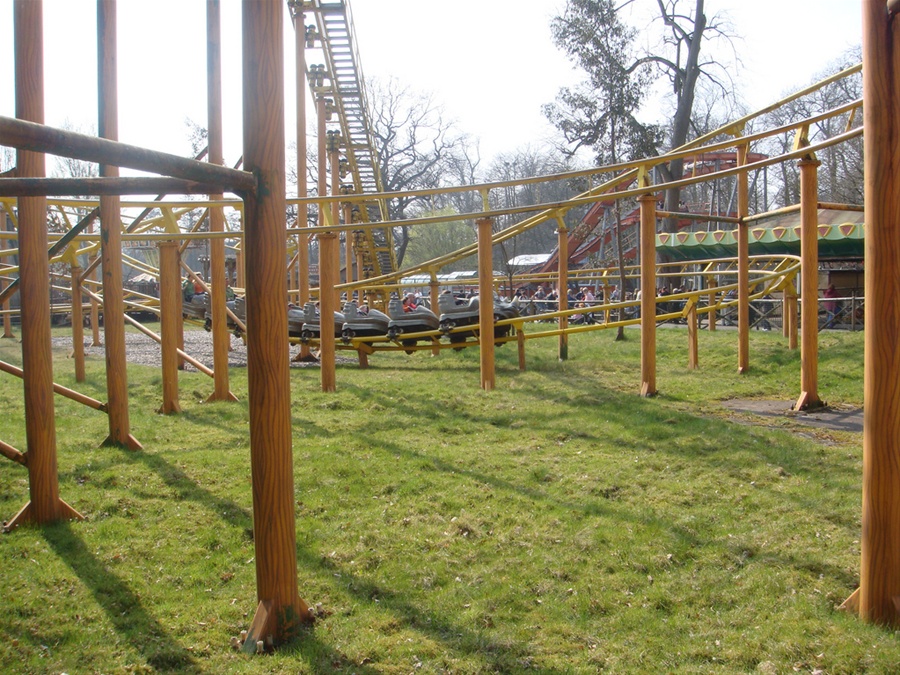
[368,77,471,267]
[548,0,736,234]
[403,211,477,273]
[761,46,863,209]
[485,148,583,292]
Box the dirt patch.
[721,399,862,433]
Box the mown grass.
[0,325,893,674]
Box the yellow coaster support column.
[477,217,495,391]
[796,157,823,411]
[1,214,13,339]
[318,232,338,393]
[158,242,182,414]
[71,263,86,382]
[556,219,568,362]
[639,194,657,397]
[784,282,799,350]
[430,275,440,356]
[706,277,716,332]
[687,298,698,370]
[736,143,750,374]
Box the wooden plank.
[0,116,256,194]
[0,177,224,197]
[0,359,106,412]
[0,439,27,466]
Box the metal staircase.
[297,0,397,279]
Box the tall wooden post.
[98,0,140,450]
[294,5,311,359]
[477,218,496,391]
[71,263,86,382]
[556,220,568,361]
[5,0,82,532]
[858,0,900,626]
[639,194,657,397]
[298,7,309,302]
[158,242,182,414]
[206,0,237,403]
[241,0,310,647]
[736,144,750,374]
[795,158,822,411]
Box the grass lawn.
[0,325,894,673]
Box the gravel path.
[50,330,351,370]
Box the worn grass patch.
[1,327,892,673]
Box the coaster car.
[437,292,519,347]
[288,304,305,338]
[299,301,345,342]
[183,292,209,321]
[386,296,440,348]
[341,301,390,342]
[204,296,242,333]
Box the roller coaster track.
[299,0,397,278]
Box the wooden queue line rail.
[0,359,106,413]
[78,287,216,378]
[0,116,256,196]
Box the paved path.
[721,399,863,433]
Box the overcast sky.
[0,0,863,171]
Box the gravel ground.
[50,330,351,371]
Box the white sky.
[0,0,863,172]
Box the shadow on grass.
[107,447,387,671]
[294,547,570,674]
[43,521,202,674]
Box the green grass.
[1,325,893,674]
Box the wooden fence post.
[5,0,83,532]
[98,0,141,449]
[858,0,900,626]
[796,157,822,411]
[206,0,237,403]
[241,0,310,647]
